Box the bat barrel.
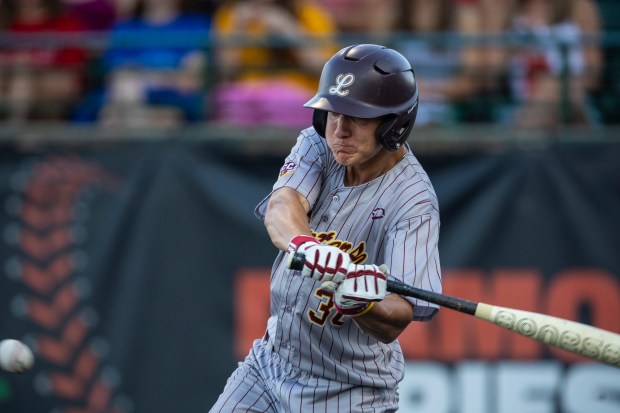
[475,303,620,368]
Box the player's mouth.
[332,143,355,152]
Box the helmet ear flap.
[376,115,406,151]
[375,114,415,151]
[312,110,327,137]
[375,115,396,148]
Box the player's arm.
[267,186,351,285]
[351,294,415,344]
[264,187,312,251]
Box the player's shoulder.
[399,149,435,188]
[295,127,330,156]
[299,126,324,143]
[389,149,439,214]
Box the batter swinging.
[210,44,442,412]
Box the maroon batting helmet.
[304,44,419,151]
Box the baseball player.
[210,44,442,412]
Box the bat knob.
[287,252,306,271]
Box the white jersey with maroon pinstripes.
[255,127,442,388]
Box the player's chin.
[332,150,357,165]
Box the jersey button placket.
[281,304,293,318]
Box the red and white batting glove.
[334,264,388,317]
[288,235,350,287]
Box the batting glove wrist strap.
[288,235,319,254]
[335,301,375,317]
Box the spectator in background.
[0,0,88,122]
[483,0,603,127]
[315,0,399,37]
[210,0,337,128]
[95,0,211,128]
[109,0,219,22]
[110,0,137,21]
[392,0,485,126]
[62,0,117,31]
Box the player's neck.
[344,146,407,187]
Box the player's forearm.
[264,188,312,251]
[351,294,414,343]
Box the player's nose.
[333,117,352,138]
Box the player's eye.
[329,113,359,123]
[328,112,342,121]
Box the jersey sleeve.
[383,213,442,321]
[255,129,326,220]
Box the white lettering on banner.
[400,363,451,413]
[562,364,620,413]
[457,363,490,413]
[399,362,620,413]
[497,362,563,413]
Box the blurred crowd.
[0,0,612,129]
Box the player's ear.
[312,110,327,138]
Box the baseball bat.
[288,252,620,368]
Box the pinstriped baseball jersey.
[253,127,442,387]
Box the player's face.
[325,112,384,166]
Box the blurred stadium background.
[0,1,619,412]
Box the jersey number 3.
[307,288,345,327]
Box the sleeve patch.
[278,162,298,179]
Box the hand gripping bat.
[287,252,620,368]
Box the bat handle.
[287,252,339,292]
[287,252,306,271]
